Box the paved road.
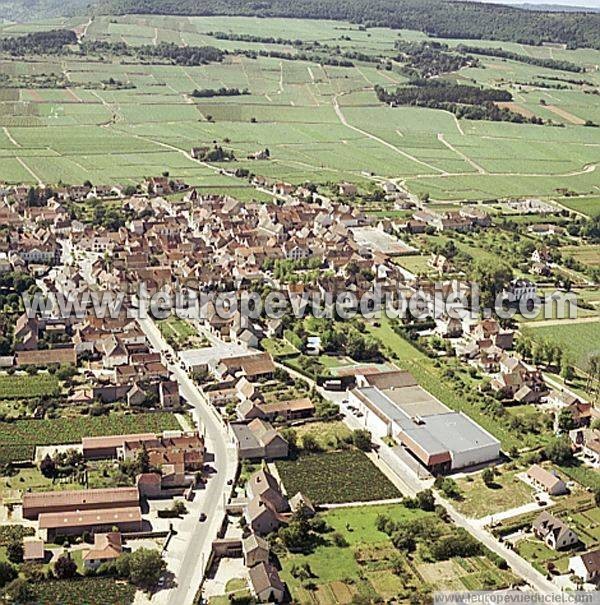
[138,316,238,605]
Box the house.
[532,511,579,550]
[246,469,289,513]
[570,428,600,466]
[245,497,283,536]
[242,533,270,567]
[429,253,452,275]
[159,380,180,408]
[339,182,357,197]
[83,532,123,569]
[82,433,157,460]
[503,279,536,303]
[249,562,286,603]
[22,487,140,520]
[126,383,147,407]
[237,398,315,422]
[231,419,289,460]
[569,549,600,584]
[23,538,45,563]
[526,465,567,496]
[39,507,143,539]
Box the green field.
[0,15,598,201]
[523,320,600,371]
[275,449,401,504]
[454,469,535,519]
[0,373,61,399]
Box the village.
[0,173,598,604]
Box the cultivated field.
[275,449,401,504]
[523,320,600,371]
[0,15,598,202]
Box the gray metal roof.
[423,412,500,454]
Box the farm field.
[0,372,61,399]
[0,412,181,463]
[31,577,136,605]
[275,449,401,504]
[562,244,600,270]
[0,15,597,202]
[557,196,600,217]
[523,320,600,371]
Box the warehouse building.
[348,370,500,473]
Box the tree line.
[395,41,478,77]
[94,0,600,50]
[456,44,583,73]
[191,87,249,98]
[81,40,223,65]
[0,29,77,55]
[375,81,543,124]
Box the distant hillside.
[91,0,600,49]
[0,0,89,22]
[508,3,600,12]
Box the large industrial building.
[348,370,500,473]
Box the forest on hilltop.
[93,0,600,49]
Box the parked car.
[199,512,207,522]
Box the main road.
[138,316,238,605]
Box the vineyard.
[0,373,61,400]
[276,449,401,505]
[0,412,181,463]
[32,578,135,605]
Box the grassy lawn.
[523,320,600,371]
[261,337,299,358]
[515,538,568,574]
[275,450,401,505]
[454,469,534,519]
[158,316,204,350]
[0,467,84,502]
[393,255,432,275]
[294,421,352,451]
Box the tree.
[544,437,573,464]
[560,359,574,384]
[54,554,77,579]
[137,444,150,474]
[471,259,513,309]
[557,408,576,432]
[301,433,320,452]
[6,541,23,564]
[351,429,372,451]
[416,489,435,511]
[481,468,495,487]
[2,578,33,603]
[40,454,56,478]
[0,562,17,589]
[127,548,166,589]
[280,428,298,450]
